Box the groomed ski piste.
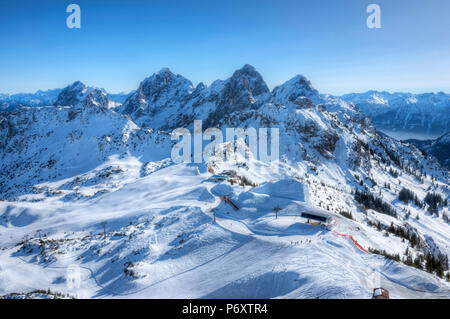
[0,161,449,299]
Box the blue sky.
[0,0,449,94]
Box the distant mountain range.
[406,132,450,169]
[0,89,62,111]
[338,91,450,139]
[0,87,130,111]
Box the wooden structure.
[220,195,239,210]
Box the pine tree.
[425,254,433,273]
[437,268,445,278]
[413,256,423,270]
[410,233,417,248]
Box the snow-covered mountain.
[0,66,449,299]
[406,132,450,169]
[118,64,271,130]
[53,81,115,109]
[0,86,129,112]
[339,91,450,139]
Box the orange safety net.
[333,230,368,253]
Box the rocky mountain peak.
[271,74,321,105]
[229,64,270,97]
[119,68,194,117]
[53,81,110,108]
[138,68,193,93]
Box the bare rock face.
[119,68,194,120]
[203,64,270,127]
[53,81,87,106]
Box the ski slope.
[0,163,448,299]
[1,66,449,299]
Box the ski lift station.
[250,179,333,225]
[300,206,332,224]
[210,177,335,227]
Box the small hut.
[372,288,389,299]
[300,206,331,224]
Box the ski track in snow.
[1,164,447,299]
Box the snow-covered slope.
[0,83,171,200]
[1,165,448,298]
[339,91,450,139]
[0,66,449,299]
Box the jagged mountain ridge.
[3,74,449,141]
[118,64,272,129]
